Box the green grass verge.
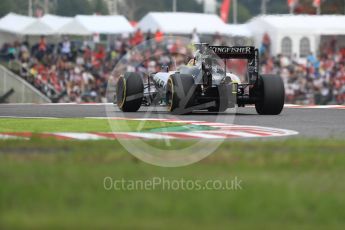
[0,118,183,133]
[1,139,345,229]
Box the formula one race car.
[116,43,285,115]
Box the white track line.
[221,131,263,138]
[0,134,27,140]
[123,132,175,139]
[167,132,226,139]
[54,133,108,140]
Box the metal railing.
[0,65,51,103]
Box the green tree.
[93,0,109,15]
[0,0,14,17]
[166,0,203,13]
[0,0,29,17]
[117,0,164,21]
[238,0,288,16]
[239,0,344,17]
[55,0,93,16]
[227,2,252,23]
[297,0,345,14]
[118,0,202,21]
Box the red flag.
[313,0,321,7]
[288,0,297,7]
[220,0,231,23]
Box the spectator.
[38,36,47,52]
[133,29,144,46]
[191,28,200,44]
[146,30,152,41]
[155,29,164,43]
[61,36,72,57]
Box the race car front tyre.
[116,72,144,112]
[255,75,285,115]
[167,74,196,114]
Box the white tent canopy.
[224,24,252,37]
[247,14,345,57]
[0,13,133,36]
[58,15,134,35]
[0,13,53,35]
[0,13,35,34]
[137,12,228,35]
[40,14,73,32]
[21,20,55,35]
[57,18,90,35]
[248,15,345,35]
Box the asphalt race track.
[0,104,344,138]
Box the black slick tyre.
[255,75,285,115]
[166,74,196,115]
[116,72,144,112]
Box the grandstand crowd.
[1,30,344,105]
[260,35,345,105]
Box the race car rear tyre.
[167,74,196,114]
[255,75,285,115]
[116,72,144,112]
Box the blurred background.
[0,0,344,105]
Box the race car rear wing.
[208,46,255,59]
[196,44,259,85]
[208,45,259,85]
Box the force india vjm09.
[116,44,285,115]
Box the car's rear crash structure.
[116,44,285,115]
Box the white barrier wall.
[0,65,51,103]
